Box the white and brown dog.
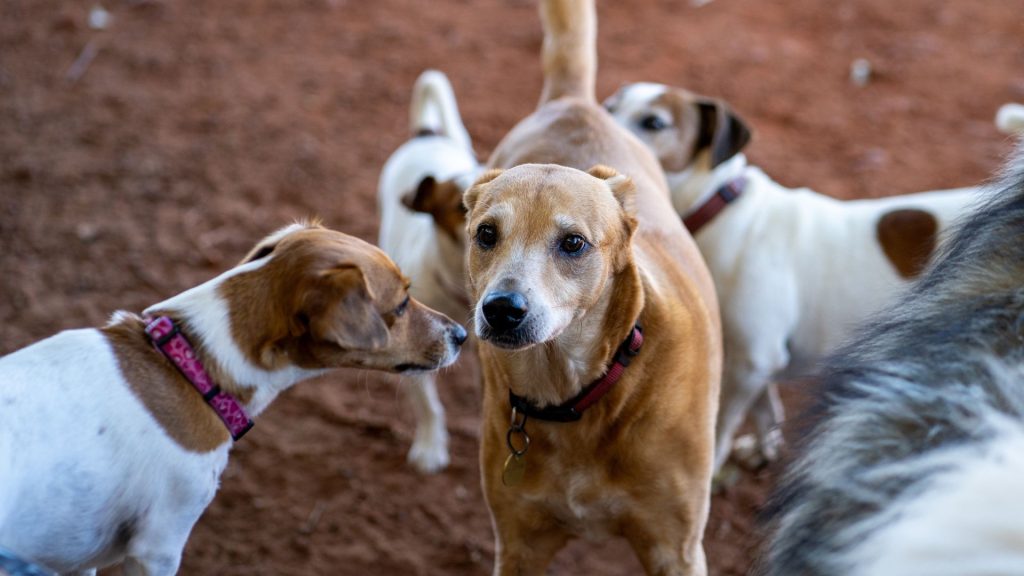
[605,82,995,472]
[0,222,466,575]
[377,69,480,472]
[469,2,721,574]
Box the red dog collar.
[683,176,747,234]
[509,324,643,423]
[144,316,254,441]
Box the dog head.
[223,223,467,374]
[604,82,751,175]
[463,164,637,350]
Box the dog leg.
[625,522,708,576]
[492,524,569,576]
[750,382,785,462]
[122,554,180,576]
[402,373,449,473]
[714,347,787,473]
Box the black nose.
[450,323,468,347]
[482,291,528,332]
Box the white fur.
[0,223,415,574]
[845,420,1024,576]
[377,70,479,472]
[996,103,1024,135]
[0,328,233,574]
[609,83,983,470]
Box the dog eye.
[639,115,669,131]
[246,244,275,263]
[476,224,498,249]
[394,296,410,317]
[559,234,588,256]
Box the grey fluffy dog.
[760,146,1024,576]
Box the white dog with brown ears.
[0,222,466,575]
[605,82,995,472]
[377,69,480,472]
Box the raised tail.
[539,0,596,104]
[996,103,1024,135]
[409,69,474,154]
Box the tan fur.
[103,316,231,453]
[650,91,703,173]
[877,208,939,279]
[469,2,721,574]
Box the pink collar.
[144,316,254,441]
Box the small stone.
[850,58,872,87]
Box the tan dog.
[0,223,466,575]
[466,1,721,574]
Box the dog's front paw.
[731,431,784,470]
[407,427,450,473]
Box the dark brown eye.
[639,115,669,131]
[476,224,498,249]
[559,234,588,256]
[394,296,410,317]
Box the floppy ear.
[402,176,468,241]
[308,265,389,351]
[588,165,637,221]
[695,99,752,169]
[401,175,439,213]
[463,168,503,214]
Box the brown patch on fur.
[102,315,230,453]
[877,208,939,278]
[219,225,461,374]
[650,91,703,173]
[401,176,468,243]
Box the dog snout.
[482,291,528,333]
[450,323,468,347]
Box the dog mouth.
[478,327,536,350]
[394,363,435,373]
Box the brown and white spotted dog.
[605,81,985,472]
[0,222,466,575]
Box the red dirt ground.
[2,0,1021,574]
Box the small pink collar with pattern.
[144,315,254,441]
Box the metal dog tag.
[502,453,526,487]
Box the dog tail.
[539,0,596,104]
[409,69,474,154]
[996,103,1024,135]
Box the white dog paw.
[407,430,450,474]
[731,433,767,470]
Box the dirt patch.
[1,0,1021,574]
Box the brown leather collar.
[682,176,747,234]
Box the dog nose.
[482,291,528,332]
[450,323,468,347]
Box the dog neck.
[668,153,748,218]
[499,260,644,409]
[143,261,325,418]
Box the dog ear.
[463,168,503,214]
[402,176,468,241]
[308,265,389,351]
[588,165,637,219]
[401,175,439,213]
[695,98,752,169]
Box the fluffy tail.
[996,103,1024,135]
[409,69,473,154]
[539,0,596,104]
